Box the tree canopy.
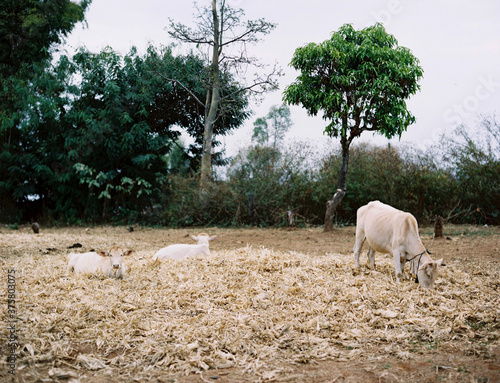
[0,0,91,77]
[284,23,423,141]
[0,0,91,221]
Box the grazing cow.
[353,201,443,288]
[68,246,133,279]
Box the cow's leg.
[392,250,404,282]
[353,229,365,269]
[400,255,407,279]
[367,247,376,270]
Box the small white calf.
[152,233,218,261]
[68,246,133,279]
[353,201,443,289]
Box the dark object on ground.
[129,226,134,232]
[68,243,83,249]
[434,215,444,238]
[32,222,40,234]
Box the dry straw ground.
[1,225,499,382]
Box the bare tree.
[167,0,281,187]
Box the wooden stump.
[434,215,444,238]
[287,210,296,227]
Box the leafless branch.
[153,70,206,109]
[168,21,213,45]
[221,71,280,101]
[445,201,471,222]
[221,19,276,47]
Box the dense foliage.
[0,0,90,76]
[0,0,91,221]
[0,45,250,223]
[283,23,423,140]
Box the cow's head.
[417,258,443,288]
[98,247,133,270]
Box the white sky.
[63,0,500,156]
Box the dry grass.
[0,226,499,381]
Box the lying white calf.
[68,246,133,279]
[153,233,218,261]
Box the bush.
[156,117,500,227]
[437,117,500,224]
[161,174,241,227]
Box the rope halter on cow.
[407,249,431,283]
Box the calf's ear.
[436,258,444,266]
[209,236,218,241]
[97,251,108,257]
[123,250,133,256]
[190,235,199,241]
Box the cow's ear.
[209,236,218,241]
[190,235,198,241]
[123,250,133,256]
[418,261,432,272]
[436,258,444,266]
[97,251,108,257]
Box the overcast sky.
[64,0,500,155]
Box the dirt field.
[1,224,499,382]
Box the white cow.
[68,246,133,279]
[353,201,443,288]
[152,233,218,261]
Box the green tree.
[63,47,173,221]
[167,140,191,176]
[0,0,91,77]
[283,23,423,231]
[167,0,280,187]
[252,104,292,148]
[0,35,252,223]
[252,117,269,145]
[61,45,250,222]
[0,0,91,221]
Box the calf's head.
[417,258,443,289]
[98,247,133,270]
[191,233,218,246]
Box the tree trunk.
[324,138,350,232]
[199,0,221,188]
[199,88,219,186]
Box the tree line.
[163,115,500,227]
[1,1,498,227]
